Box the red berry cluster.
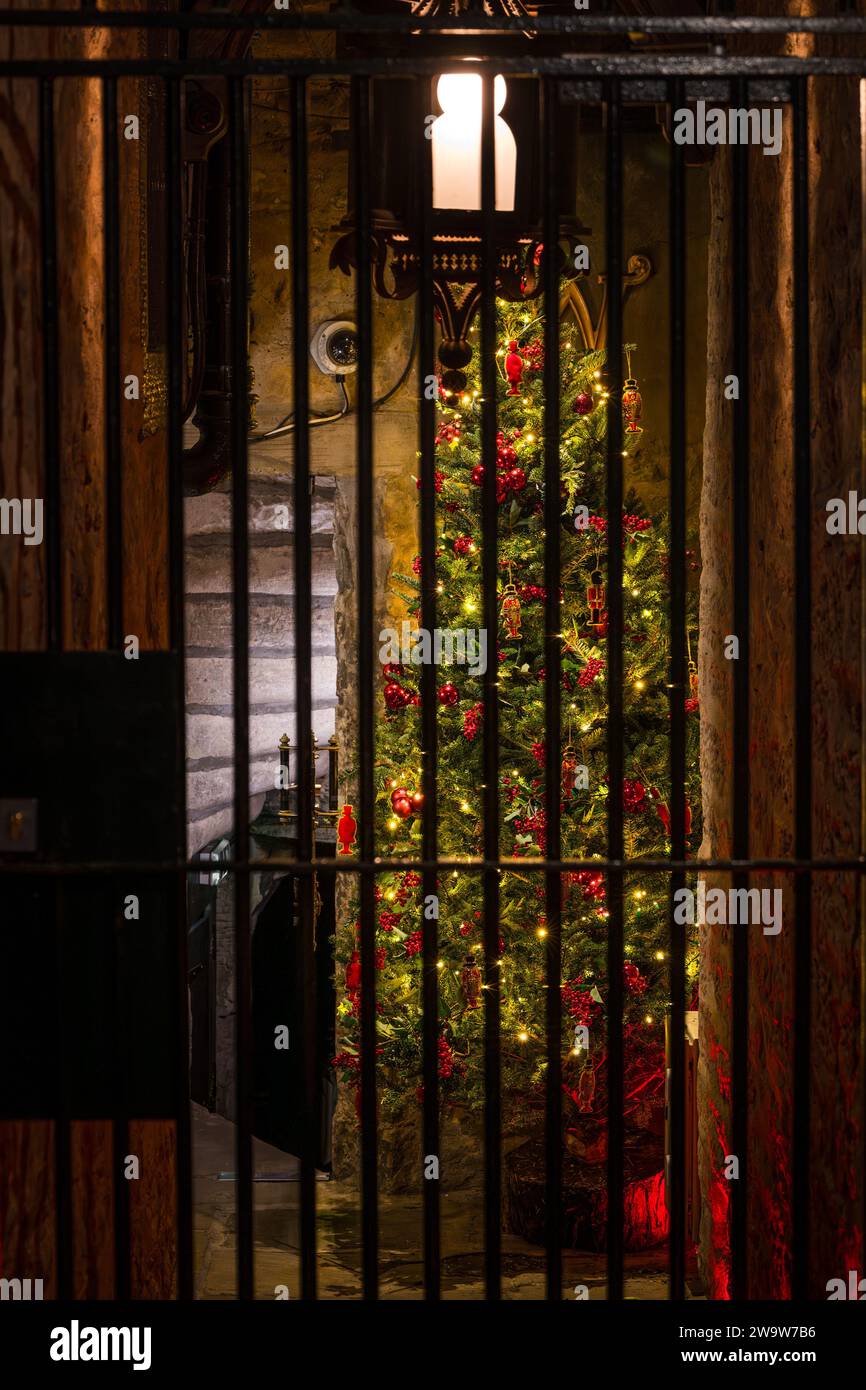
[453,535,474,557]
[404,931,423,958]
[578,657,605,688]
[416,469,445,493]
[624,961,648,995]
[436,421,461,446]
[573,869,606,902]
[438,1036,456,1079]
[561,977,602,1025]
[463,701,484,740]
[522,336,544,372]
[622,778,647,814]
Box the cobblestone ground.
[192,1107,681,1301]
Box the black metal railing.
[0,6,860,1306]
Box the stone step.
[184,594,335,653]
[186,706,336,763]
[184,482,336,538]
[185,654,338,706]
[185,535,337,596]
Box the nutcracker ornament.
[345,949,361,997]
[577,1062,596,1114]
[504,339,523,396]
[460,953,482,1009]
[622,347,643,433]
[337,804,357,855]
[500,582,522,639]
[561,743,579,800]
[587,569,606,634]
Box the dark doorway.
[251,857,337,1172]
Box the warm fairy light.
[631,589,639,597]
[536,927,548,939]
[436,961,444,970]
[522,397,530,405]
[644,1014,654,1025]
[460,801,470,813]
[580,722,591,732]
[461,395,471,405]
[518,1030,529,1042]
[436,584,444,594]
[634,680,646,692]
[594,370,601,378]
[387,817,398,830]
[655,951,665,960]
[464,599,477,613]
[526,433,535,442]
[642,608,651,618]
[386,889,396,900]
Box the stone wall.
[183,474,338,855]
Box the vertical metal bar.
[103,74,129,1299]
[291,75,318,1302]
[604,76,624,1303]
[229,74,253,1302]
[39,78,62,652]
[416,74,440,1303]
[39,89,65,1297]
[166,74,193,1302]
[731,76,751,1304]
[791,74,812,1302]
[352,74,379,1301]
[111,881,130,1301]
[54,881,73,1300]
[542,76,562,1303]
[480,70,501,1303]
[103,76,123,651]
[667,75,687,1304]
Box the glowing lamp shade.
[431,73,517,213]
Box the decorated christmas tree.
[335,297,700,1138]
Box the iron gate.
[1,5,865,1304]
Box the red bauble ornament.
[438,682,459,706]
[504,339,523,396]
[384,681,408,711]
[623,778,647,814]
[507,466,527,493]
[410,791,425,813]
[392,795,413,819]
[573,391,593,416]
[453,535,474,557]
[390,786,409,810]
[470,464,485,486]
